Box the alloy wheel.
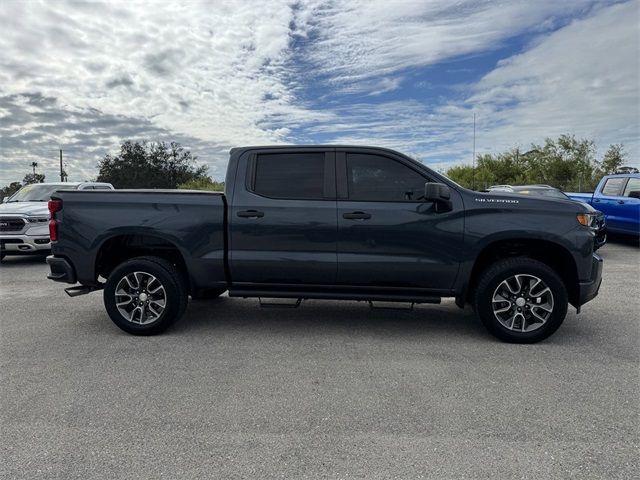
[491,274,554,332]
[114,271,167,325]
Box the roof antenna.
[472,113,476,190]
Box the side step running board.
[368,301,414,311]
[230,288,441,305]
[64,285,102,297]
[259,298,302,309]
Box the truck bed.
[50,189,228,293]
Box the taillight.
[49,219,58,241]
[48,199,62,215]
[48,199,62,242]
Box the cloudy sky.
[0,0,638,185]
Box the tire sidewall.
[104,259,182,335]
[475,260,568,343]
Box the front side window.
[346,153,427,202]
[601,177,626,196]
[622,178,640,197]
[252,152,325,199]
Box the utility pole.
[472,113,476,190]
[59,149,64,182]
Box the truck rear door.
[594,176,634,233]
[618,177,640,234]
[229,148,338,285]
[334,148,464,291]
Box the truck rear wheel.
[103,256,188,335]
[474,258,568,343]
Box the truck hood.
[474,191,592,213]
[0,201,49,217]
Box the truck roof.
[231,144,414,157]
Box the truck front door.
[230,149,338,285]
[335,149,464,291]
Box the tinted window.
[93,186,112,190]
[622,178,640,197]
[347,153,427,202]
[253,153,325,199]
[601,177,625,196]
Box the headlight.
[576,213,597,227]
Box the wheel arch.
[95,233,191,293]
[465,238,580,307]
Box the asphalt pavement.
[1,241,638,479]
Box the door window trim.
[245,150,336,201]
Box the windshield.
[8,184,76,202]
[513,188,569,200]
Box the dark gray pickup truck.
[47,145,603,343]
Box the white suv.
[0,182,114,260]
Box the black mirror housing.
[628,191,640,199]
[424,182,451,202]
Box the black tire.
[191,287,227,300]
[103,256,188,335]
[473,257,568,343]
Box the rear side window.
[346,153,427,202]
[601,177,626,196]
[252,153,325,199]
[93,186,112,190]
[622,178,640,197]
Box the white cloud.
[300,0,601,85]
[467,0,640,162]
[0,0,328,183]
[296,0,639,167]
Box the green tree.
[23,173,45,184]
[599,144,625,175]
[446,134,603,191]
[177,178,225,191]
[524,135,599,191]
[0,181,22,200]
[97,141,209,188]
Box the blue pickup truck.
[567,173,640,236]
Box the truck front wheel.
[474,258,568,343]
[103,256,188,335]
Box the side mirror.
[628,191,640,199]
[424,182,451,202]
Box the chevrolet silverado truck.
[566,173,640,236]
[46,146,603,343]
[0,181,114,260]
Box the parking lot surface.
[1,241,638,479]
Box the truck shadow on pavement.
[0,255,48,266]
[166,296,495,342]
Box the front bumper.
[1,234,51,255]
[46,255,77,283]
[578,252,603,307]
